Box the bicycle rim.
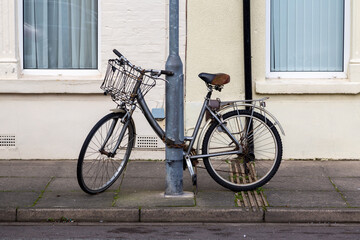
[202,110,282,191]
[78,113,135,194]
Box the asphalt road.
[1,223,360,239]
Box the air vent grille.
[136,136,159,148]
[0,135,16,147]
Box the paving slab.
[342,191,360,207]
[17,208,139,222]
[120,177,165,192]
[121,176,197,193]
[124,161,165,178]
[330,177,360,192]
[35,191,115,208]
[0,177,51,192]
[0,192,40,208]
[47,177,121,192]
[193,167,228,191]
[195,191,236,207]
[275,161,326,177]
[265,176,334,191]
[322,161,360,177]
[114,191,195,208]
[46,177,82,192]
[0,160,77,178]
[265,190,347,208]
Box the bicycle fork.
[99,108,134,157]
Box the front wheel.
[77,112,135,194]
[202,110,282,192]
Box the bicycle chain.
[166,143,186,149]
[162,136,186,149]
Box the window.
[266,0,349,78]
[22,0,98,70]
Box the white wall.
[3,0,360,160]
[0,0,186,160]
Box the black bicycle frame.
[137,89,166,141]
[136,88,242,159]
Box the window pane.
[23,0,98,69]
[270,0,344,72]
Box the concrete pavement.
[0,159,360,223]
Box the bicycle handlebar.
[113,48,174,77]
[113,49,123,58]
[160,70,174,76]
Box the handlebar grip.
[161,70,174,76]
[113,49,123,58]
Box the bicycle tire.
[202,110,282,192]
[77,112,135,194]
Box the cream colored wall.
[186,0,245,135]
[185,0,360,159]
[0,0,186,159]
[251,0,360,159]
[258,95,360,159]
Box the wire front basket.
[101,59,156,103]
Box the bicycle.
[77,49,285,194]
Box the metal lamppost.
[165,0,184,196]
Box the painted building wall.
[2,0,360,160]
[186,0,360,160]
[186,0,245,137]
[251,0,360,159]
[0,0,186,160]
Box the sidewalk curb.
[141,208,264,223]
[0,208,16,222]
[16,208,139,222]
[265,208,360,223]
[2,207,360,223]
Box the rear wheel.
[202,110,282,192]
[77,112,135,194]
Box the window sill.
[0,78,103,94]
[255,79,360,95]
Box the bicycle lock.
[165,0,185,196]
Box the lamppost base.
[164,191,194,199]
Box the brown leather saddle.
[198,73,230,86]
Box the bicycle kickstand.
[185,155,198,194]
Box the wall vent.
[136,135,159,148]
[0,135,16,147]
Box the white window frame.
[18,0,101,77]
[265,0,350,79]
